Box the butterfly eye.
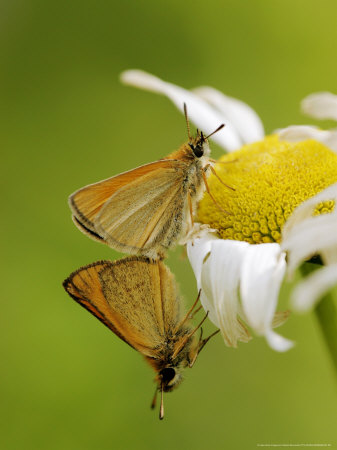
[160,367,176,384]
[193,144,204,158]
[189,143,204,158]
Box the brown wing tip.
[68,192,97,231]
[62,277,79,302]
[62,277,71,292]
[68,192,81,214]
[62,260,111,298]
[68,193,81,220]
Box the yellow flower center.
[199,135,337,244]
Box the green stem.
[301,263,337,376]
[315,293,337,375]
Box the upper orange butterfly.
[69,105,225,259]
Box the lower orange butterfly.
[63,256,218,419]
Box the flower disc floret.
[198,136,337,243]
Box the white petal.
[199,240,251,347]
[240,243,293,351]
[282,212,337,276]
[193,86,264,144]
[266,330,295,352]
[301,92,337,121]
[120,69,243,151]
[277,125,328,141]
[277,125,337,152]
[187,234,218,289]
[292,263,337,312]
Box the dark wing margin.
[63,260,134,348]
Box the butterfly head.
[152,365,185,420]
[183,103,225,159]
[158,366,183,393]
[188,131,210,158]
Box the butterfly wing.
[63,257,181,358]
[69,159,191,256]
[70,160,183,233]
[63,261,130,345]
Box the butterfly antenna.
[183,103,191,141]
[205,123,225,140]
[151,386,158,410]
[159,383,165,420]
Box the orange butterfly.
[63,256,218,419]
[69,105,229,259]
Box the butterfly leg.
[189,304,203,320]
[209,157,238,164]
[188,328,204,368]
[198,329,220,354]
[207,164,235,191]
[201,169,231,214]
[187,189,195,229]
[173,289,201,333]
[172,311,209,360]
[189,328,220,368]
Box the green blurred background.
[2,0,337,449]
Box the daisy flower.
[120,70,337,353]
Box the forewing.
[98,258,182,344]
[95,162,189,253]
[63,261,130,344]
[69,159,185,233]
[63,258,181,358]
